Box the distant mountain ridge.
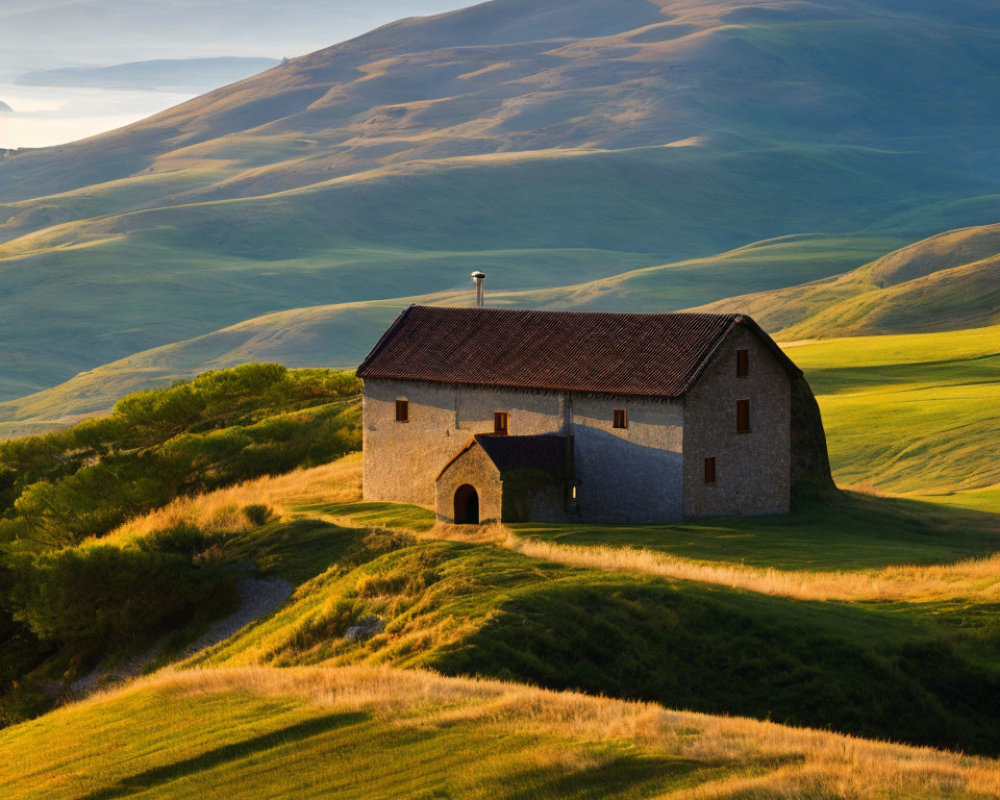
[16,58,281,92]
[1,0,999,405]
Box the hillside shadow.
[77,712,367,800]
[510,491,1000,571]
[434,577,1000,756]
[496,754,730,800]
[806,352,1000,395]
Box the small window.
[737,399,751,433]
[494,411,509,435]
[705,457,717,484]
[395,399,409,422]
[613,408,627,429]
[737,349,749,377]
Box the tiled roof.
[475,434,571,478]
[358,306,801,398]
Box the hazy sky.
[0,0,474,149]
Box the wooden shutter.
[613,408,627,429]
[705,457,716,484]
[737,399,750,433]
[395,399,409,422]
[737,349,749,377]
[494,411,509,435]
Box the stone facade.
[569,395,684,522]
[435,442,504,524]
[363,380,565,507]
[683,325,792,518]
[361,313,805,524]
[364,382,692,523]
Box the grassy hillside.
[698,223,1000,337]
[0,365,361,725]
[64,449,992,755]
[7,666,1000,800]
[786,324,1000,500]
[1,0,999,400]
[0,233,900,435]
[2,314,1000,788]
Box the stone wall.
[682,325,792,518]
[571,395,684,522]
[501,468,569,523]
[364,379,565,506]
[435,443,503,524]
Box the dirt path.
[71,575,293,696]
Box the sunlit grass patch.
[4,666,999,800]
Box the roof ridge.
[358,307,799,396]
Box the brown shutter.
[395,399,409,422]
[705,457,716,483]
[737,399,750,433]
[737,349,749,377]
[613,408,627,429]
[494,411,509,435]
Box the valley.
[2,1,1000,797]
[2,0,1000,403]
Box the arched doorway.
[454,484,480,524]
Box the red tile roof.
[358,306,801,398]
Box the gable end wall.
[683,325,792,518]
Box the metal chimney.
[471,270,486,308]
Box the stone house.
[357,305,829,524]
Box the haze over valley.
[4,4,1000,797]
[2,0,999,418]
[0,0,470,148]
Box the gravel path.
[71,575,293,696]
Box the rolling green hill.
[0,233,899,436]
[7,666,999,800]
[697,223,1000,337]
[1,0,999,402]
[3,316,1000,792]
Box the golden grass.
[76,665,1000,799]
[109,452,999,603]
[505,528,1000,603]
[317,497,1000,604]
[103,453,363,544]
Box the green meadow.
[1,319,1000,795]
[787,324,1000,500]
[2,0,1000,795]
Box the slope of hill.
[696,223,1000,336]
[786,323,1000,500]
[0,364,361,726]
[5,666,1000,800]
[16,58,281,92]
[0,233,899,436]
[84,443,1000,754]
[1,0,999,401]
[3,320,1000,781]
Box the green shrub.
[7,545,232,649]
